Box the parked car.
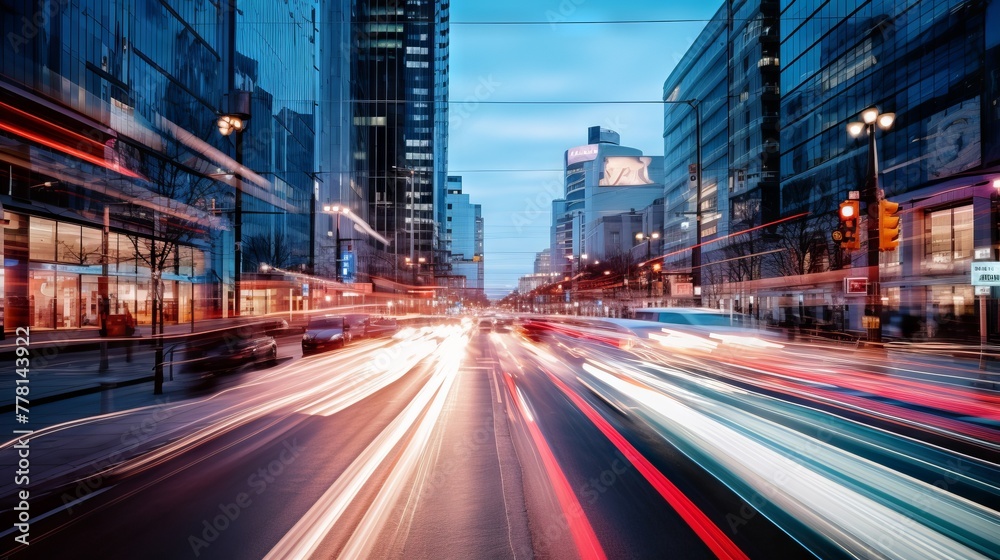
[302,315,351,355]
[179,327,277,375]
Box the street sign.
[971,262,1000,286]
[975,286,991,296]
[845,277,867,294]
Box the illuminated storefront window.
[924,205,973,267]
[6,213,209,330]
[29,218,56,262]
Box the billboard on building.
[599,156,657,186]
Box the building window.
[56,222,82,263]
[924,205,973,265]
[29,217,56,262]
[352,116,386,126]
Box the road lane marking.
[545,370,749,560]
[0,486,115,540]
[263,333,467,560]
[501,372,607,560]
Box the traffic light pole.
[864,123,882,343]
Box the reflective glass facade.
[1,0,320,330]
[780,0,990,213]
[234,1,318,276]
[662,6,729,282]
[779,0,999,334]
[353,0,448,283]
[1,0,230,330]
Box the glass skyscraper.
[781,0,992,214]
[350,0,448,285]
[0,0,319,331]
[660,0,999,333]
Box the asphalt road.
[1,322,997,559]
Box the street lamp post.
[636,232,660,298]
[217,93,251,318]
[392,166,418,268]
[664,99,702,306]
[847,105,895,343]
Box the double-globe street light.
[847,105,895,343]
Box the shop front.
[3,210,211,333]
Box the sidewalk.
[0,316,299,414]
[0,315,288,351]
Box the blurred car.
[179,327,277,375]
[478,318,494,333]
[261,318,290,336]
[343,313,371,339]
[493,316,514,332]
[622,307,783,352]
[520,318,638,349]
[302,315,351,354]
[365,316,400,338]
[633,307,744,327]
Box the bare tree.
[115,145,220,394]
[769,214,835,277]
[589,247,637,279]
[244,229,293,271]
[121,156,217,329]
[56,239,104,266]
[719,199,770,283]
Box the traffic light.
[878,198,901,251]
[837,200,861,250]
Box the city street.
[4,0,1000,558]
[1,320,998,559]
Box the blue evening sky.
[449,0,723,298]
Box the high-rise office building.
[662,6,730,299]
[349,0,449,285]
[779,0,999,330]
[662,0,1000,333]
[553,126,664,271]
[443,176,483,299]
